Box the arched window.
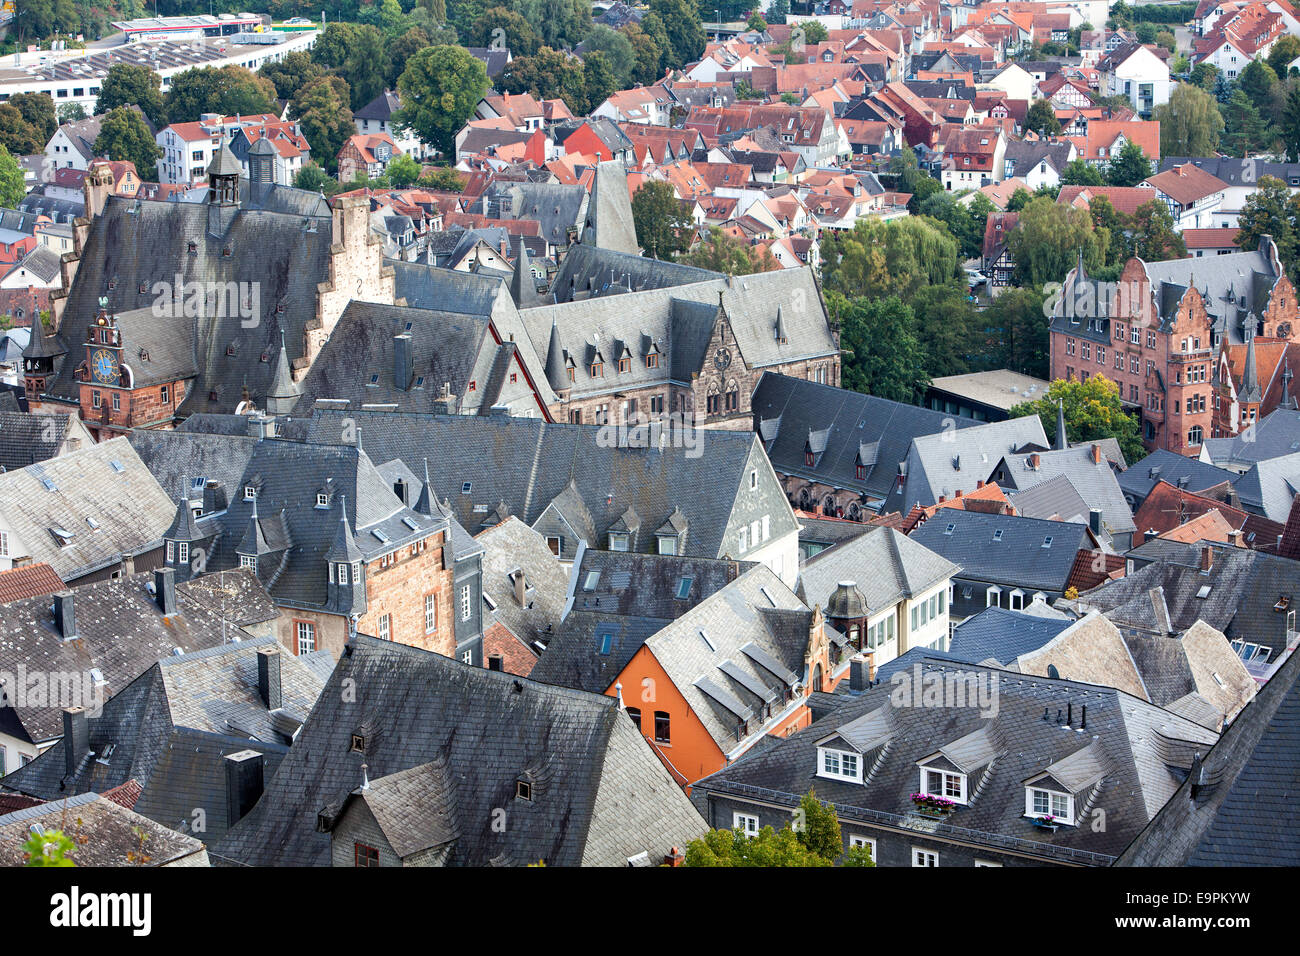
[724,379,739,412]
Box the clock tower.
[85,299,123,388]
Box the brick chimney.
[663,846,685,866]
[1201,545,1214,573]
[1029,452,1040,470]
[1090,443,1102,464]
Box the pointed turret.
[164,480,206,582]
[325,494,367,616]
[510,236,541,308]
[544,319,569,393]
[1283,364,1296,410]
[581,160,639,255]
[1055,399,1067,450]
[235,494,271,572]
[266,330,301,415]
[414,458,436,516]
[1241,330,1263,404]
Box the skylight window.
[402,516,419,531]
[41,478,56,492]
[676,576,693,600]
[1042,536,1052,548]
[461,482,472,494]
[699,629,716,651]
[110,461,125,473]
[944,523,955,535]
[1196,585,1212,599]
[372,529,390,543]
[992,529,1004,542]
[583,571,601,591]
[86,517,100,531]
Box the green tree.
[294,163,339,194]
[1269,34,1300,78]
[259,50,325,102]
[397,45,491,157]
[1129,199,1187,261]
[386,152,422,187]
[985,285,1049,377]
[583,51,619,112]
[386,27,433,90]
[911,281,981,378]
[831,293,927,402]
[1025,98,1061,135]
[683,825,833,866]
[1236,175,1300,284]
[9,93,56,146]
[291,76,355,175]
[1283,83,1300,163]
[625,24,666,86]
[23,828,76,866]
[1010,376,1144,463]
[1190,61,1219,92]
[97,63,166,127]
[417,166,466,191]
[747,13,767,31]
[842,844,877,866]
[820,215,960,302]
[795,19,828,43]
[465,5,541,56]
[1060,158,1104,186]
[919,189,990,260]
[1007,196,1107,288]
[795,790,843,862]
[631,179,690,259]
[679,226,778,273]
[92,106,161,180]
[1239,58,1282,120]
[0,104,44,156]
[0,145,25,209]
[887,148,942,212]
[1006,187,1034,212]
[500,46,588,114]
[1154,82,1224,157]
[651,0,706,68]
[57,102,87,123]
[1135,21,1157,44]
[1222,88,1269,156]
[164,66,278,124]
[1105,139,1152,187]
[583,24,636,86]
[1154,29,1175,52]
[768,0,790,23]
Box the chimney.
[1201,545,1214,573]
[513,570,527,608]
[1029,452,1040,470]
[1090,443,1102,464]
[62,706,89,778]
[488,653,504,671]
[394,334,413,391]
[257,646,282,710]
[1228,528,1243,548]
[53,591,77,640]
[154,567,177,616]
[1089,508,1102,535]
[976,479,985,489]
[663,846,685,867]
[225,750,265,827]
[849,653,874,691]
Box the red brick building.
[1048,239,1300,456]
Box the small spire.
[1055,399,1067,450]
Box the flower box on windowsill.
[1031,815,1059,831]
[910,793,956,817]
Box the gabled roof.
[909,510,1091,592]
[799,525,959,616]
[214,636,706,866]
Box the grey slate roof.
[1116,617,1300,866]
[696,657,1217,863]
[908,510,1091,593]
[1230,450,1300,522]
[213,635,706,865]
[293,407,795,564]
[0,792,207,866]
[753,372,982,505]
[0,437,175,581]
[948,606,1075,664]
[884,415,1050,514]
[476,516,571,652]
[36,190,334,416]
[1118,449,1239,508]
[990,445,1137,538]
[127,432,448,611]
[1,634,324,847]
[0,410,74,472]
[581,160,639,255]
[799,525,958,616]
[471,180,588,249]
[1200,405,1300,469]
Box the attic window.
[260,351,270,363]
[1277,597,1292,611]
[516,779,533,801]
[41,477,57,492]
[226,343,238,356]
[187,241,197,255]
[86,516,100,531]
[598,632,613,655]
[139,348,150,362]
[992,529,1003,542]
[583,571,601,592]
[244,486,256,500]
[1196,585,1212,599]
[1042,536,1053,548]
[350,734,365,753]
[110,460,124,473]
[944,523,955,535]
[222,246,232,258]
[139,282,149,294]
[461,481,472,494]
[51,527,75,546]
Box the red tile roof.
[0,562,65,604]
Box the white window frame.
[240,555,257,571]
[733,812,760,837]
[818,746,862,782]
[986,585,1001,608]
[608,531,630,552]
[1026,787,1074,822]
[848,834,876,860]
[378,613,391,641]
[425,593,437,633]
[338,563,349,585]
[921,768,968,804]
[177,542,189,564]
[296,620,316,656]
[460,584,472,621]
[912,848,939,867]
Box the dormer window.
[618,356,630,373]
[244,485,256,500]
[657,534,678,555]
[921,768,967,804]
[316,493,329,508]
[818,746,862,782]
[1026,786,1073,822]
[241,555,257,571]
[590,362,603,378]
[608,531,630,552]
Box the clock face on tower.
[91,348,119,385]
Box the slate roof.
[126,432,448,611]
[475,517,571,654]
[1231,450,1300,522]
[581,160,639,255]
[291,301,502,415]
[799,525,958,617]
[1200,405,1300,469]
[694,658,1217,863]
[213,636,706,866]
[0,437,175,581]
[949,606,1074,664]
[909,510,1091,593]
[1116,616,1300,866]
[989,445,1137,538]
[1078,544,1300,653]
[0,410,76,472]
[1118,449,1239,508]
[36,189,334,416]
[753,373,981,503]
[292,407,793,565]
[471,180,587,250]
[883,416,1050,514]
[1,634,324,847]
[0,792,207,866]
